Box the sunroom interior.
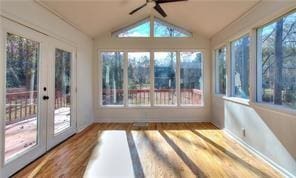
[0,0,296,177]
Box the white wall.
[0,0,94,131]
[211,1,296,176]
[94,33,212,122]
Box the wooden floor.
[14,123,282,178]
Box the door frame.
[0,17,48,178]
[0,18,78,177]
[46,38,77,150]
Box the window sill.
[214,94,226,98]
[98,105,204,109]
[250,102,296,117]
[222,96,250,106]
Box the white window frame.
[255,9,296,113]
[214,46,227,96]
[111,16,192,38]
[99,51,125,107]
[98,49,204,108]
[230,34,251,101]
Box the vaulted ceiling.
[38,0,260,39]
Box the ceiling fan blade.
[156,0,188,4]
[154,4,167,17]
[129,3,147,15]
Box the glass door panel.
[54,49,71,134]
[47,39,76,150]
[5,33,40,162]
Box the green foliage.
[6,33,39,90]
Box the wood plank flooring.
[13,123,282,178]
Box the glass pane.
[231,35,250,99]
[5,33,39,161]
[154,52,176,105]
[154,19,191,37]
[258,11,296,109]
[180,52,203,105]
[215,47,226,94]
[54,49,71,134]
[117,20,150,37]
[128,52,150,106]
[101,52,124,105]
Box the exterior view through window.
[116,19,150,37]
[114,17,191,38]
[54,49,71,134]
[231,35,250,99]
[100,51,203,107]
[180,52,203,105]
[128,52,151,106]
[154,19,191,37]
[5,33,39,161]
[101,52,124,106]
[257,11,296,109]
[154,52,177,105]
[215,47,227,95]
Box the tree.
[274,19,284,105]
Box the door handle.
[43,96,49,100]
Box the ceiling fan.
[129,0,188,18]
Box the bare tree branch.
[282,21,296,42]
[262,29,275,43]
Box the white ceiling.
[39,0,260,38]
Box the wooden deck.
[13,123,282,178]
[5,107,70,161]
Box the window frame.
[98,49,205,108]
[111,16,192,39]
[99,51,126,107]
[255,9,296,112]
[230,34,251,100]
[214,46,227,96]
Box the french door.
[46,38,76,149]
[0,18,76,177]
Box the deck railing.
[102,89,202,105]
[5,91,68,125]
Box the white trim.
[223,96,250,106]
[214,46,227,96]
[1,18,48,177]
[224,129,295,178]
[229,33,251,99]
[111,15,192,38]
[111,17,150,38]
[46,38,77,150]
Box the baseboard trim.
[223,129,295,178]
[95,119,210,123]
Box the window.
[215,47,227,95]
[154,52,176,105]
[99,51,204,107]
[257,11,296,110]
[116,19,150,37]
[231,35,250,99]
[154,18,191,37]
[128,52,150,106]
[180,52,203,106]
[5,33,39,161]
[101,52,124,105]
[112,17,192,38]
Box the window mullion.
[256,29,263,103]
[176,51,181,106]
[150,51,155,107]
[150,15,154,38]
[250,29,257,103]
[226,44,231,97]
[124,52,128,107]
